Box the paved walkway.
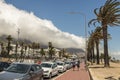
[55,62,90,80]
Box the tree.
[93,27,103,64]
[6,35,13,58]
[15,42,18,61]
[87,31,96,64]
[59,51,62,58]
[20,42,24,60]
[24,44,27,59]
[32,42,36,58]
[48,42,55,59]
[88,0,120,67]
[0,42,7,57]
[40,48,45,57]
[62,48,66,57]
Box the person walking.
[72,61,75,71]
[77,60,80,70]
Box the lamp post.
[69,12,87,65]
[16,27,20,61]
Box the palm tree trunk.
[96,40,100,64]
[92,45,95,63]
[90,49,93,65]
[8,41,11,60]
[103,26,110,67]
[87,50,90,61]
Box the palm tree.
[32,42,36,58]
[0,42,6,57]
[88,31,96,64]
[24,44,27,59]
[88,0,120,67]
[6,35,13,58]
[91,35,96,63]
[62,48,66,58]
[48,42,53,59]
[40,48,45,58]
[87,36,93,63]
[59,51,62,58]
[20,42,24,60]
[15,42,18,61]
[93,27,103,64]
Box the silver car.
[56,61,66,73]
[41,62,58,78]
[0,62,43,80]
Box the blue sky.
[2,0,120,59]
[5,0,105,37]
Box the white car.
[65,61,72,69]
[56,61,66,73]
[41,62,58,78]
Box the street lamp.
[69,11,87,65]
[16,27,20,61]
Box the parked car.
[0,62,11,72]
[65,61,72,69]
[56,61,67,73]
[0,62,43,80]
[41,62,58,78]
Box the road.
[44,62,90,80]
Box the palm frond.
[94,8,99,16]
[88,19,98,27]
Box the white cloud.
[110,51,120,60]
[0,0,85,49]
[110,51,120,56]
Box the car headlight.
[44,70,49,73]
[60,67,63,69]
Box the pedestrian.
[77,60,80,70]
[72,61,75,71]
[37,60,41,64]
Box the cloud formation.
[110,51,120,60]
[0,0,85,49]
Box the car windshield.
[0,62,10,68]
[41,63,52,68]
[65,62,70,64]
[57,62,63,65]
[6,64,30,74]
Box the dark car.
[0,62,10,72]
[0,62,43,80]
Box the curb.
[86,65,93,80]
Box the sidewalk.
[55,62,90,80]
[88,62,120,80]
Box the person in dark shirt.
[72,61,75,71]
[76,60,80,70]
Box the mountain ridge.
[0,35,84,53]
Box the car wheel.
[40,76,43,80]
[56,71,59,76]
[49,73,52,79]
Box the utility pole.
[68,11,87,66]
[16,28,20,61]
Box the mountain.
[0,35,84,53]
[66,48,84,54]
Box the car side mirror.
[29,70,34,74]
[3,68,7,71]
